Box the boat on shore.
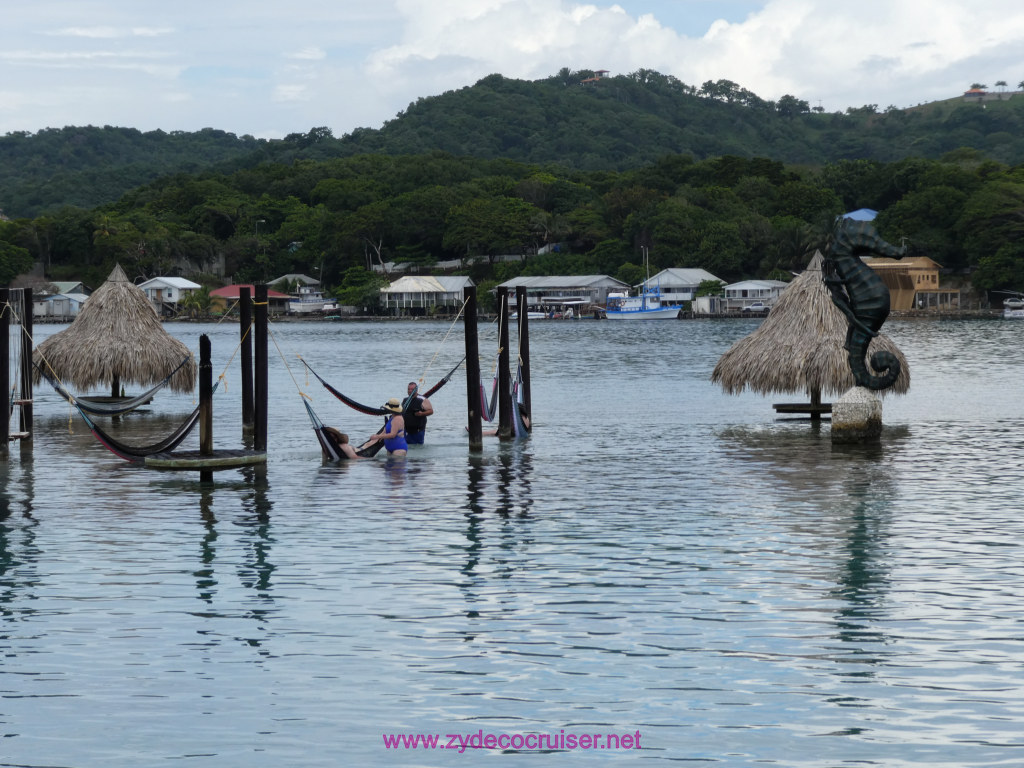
[288,285,338,315]
[605,287,681,320]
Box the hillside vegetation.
[2,70,1023,300]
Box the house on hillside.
[380,276,475,316]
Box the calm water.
[2,316,1023,767]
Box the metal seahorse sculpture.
[822,218,907,391]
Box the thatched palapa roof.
[711,251,909,399]
[33,264,196,393]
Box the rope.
[416,295,469,387]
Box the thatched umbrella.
[711,251,909,411]
[33,264,196,396]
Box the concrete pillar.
[831,387,883,444]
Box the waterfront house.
[723,279,789,311]
[209,285,291,315]
[380,275,475,316]
[863,255,959,310]
[137,276,201,316]
[496,275,629,307]
[49,280,91,296]
[642,268,724,305]
[33,293,89,321]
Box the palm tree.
[178,286,212,319]
[995,80,1008,98]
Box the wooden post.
[496,287,512,439]
[20,287,33,452]
[463,286,482,450]
[199,334,213,482]
[239,286,254,431]
[253,284,268,452]
[515,286,532,421]
[1,288,9,460]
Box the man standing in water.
[404,381,433,444]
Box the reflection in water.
[0,460,39,622]
[196,484,218,604]
[238,467,274,596]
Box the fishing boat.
[288,285,338,314]
[605,286,681,320]
[605,247,681,320]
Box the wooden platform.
[144,449,267,471]
[773,403,832,415]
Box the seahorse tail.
[848,342,900,391]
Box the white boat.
[605,287,680,320]
[605,247,681,320]
[288,286,338,314]
[1004,308,1024,319]
[1003,297,1024,310]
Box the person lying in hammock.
[320,427,363,460]
[482,403,531,436]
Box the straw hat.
[383,398,403,413]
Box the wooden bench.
[773,403,832,416]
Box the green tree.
[0,238,33,285]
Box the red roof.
[211,284,291,299]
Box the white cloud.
[2,1,1024,138]
[289,46,327,61]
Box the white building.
[137,277,201,315]
[33,293,89,320]
[381,276,475,316]
[641,268,724,304]
[723,279,789,311]
[496,275,629,306]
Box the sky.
[2,0,1024,140]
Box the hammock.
[73,400,204,462]
[302,356,465,415]
[511,364,531,438]
[39,356,192,416]
[303,399,384,461]
[479,370,499,422]
[299,356,465,460]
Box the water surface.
[2,316,1023,766]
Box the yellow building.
[863,255,960,310]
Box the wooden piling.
[1,288,8,459]
[199,334,213,482]
[463,286,482,450]
[20,287,33,452]
[496,287,512,439]
[253,284,268,452]
[515,286,532,420]
[239,286,254,431]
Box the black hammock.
[300,356,464,461]
[303,399,385,461]
[72,382,217,463]
[72,402,204,463]
[300,357,464,416]
[39,356,192,416]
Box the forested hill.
[0,126,266,219]
[4,70,1024,218]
